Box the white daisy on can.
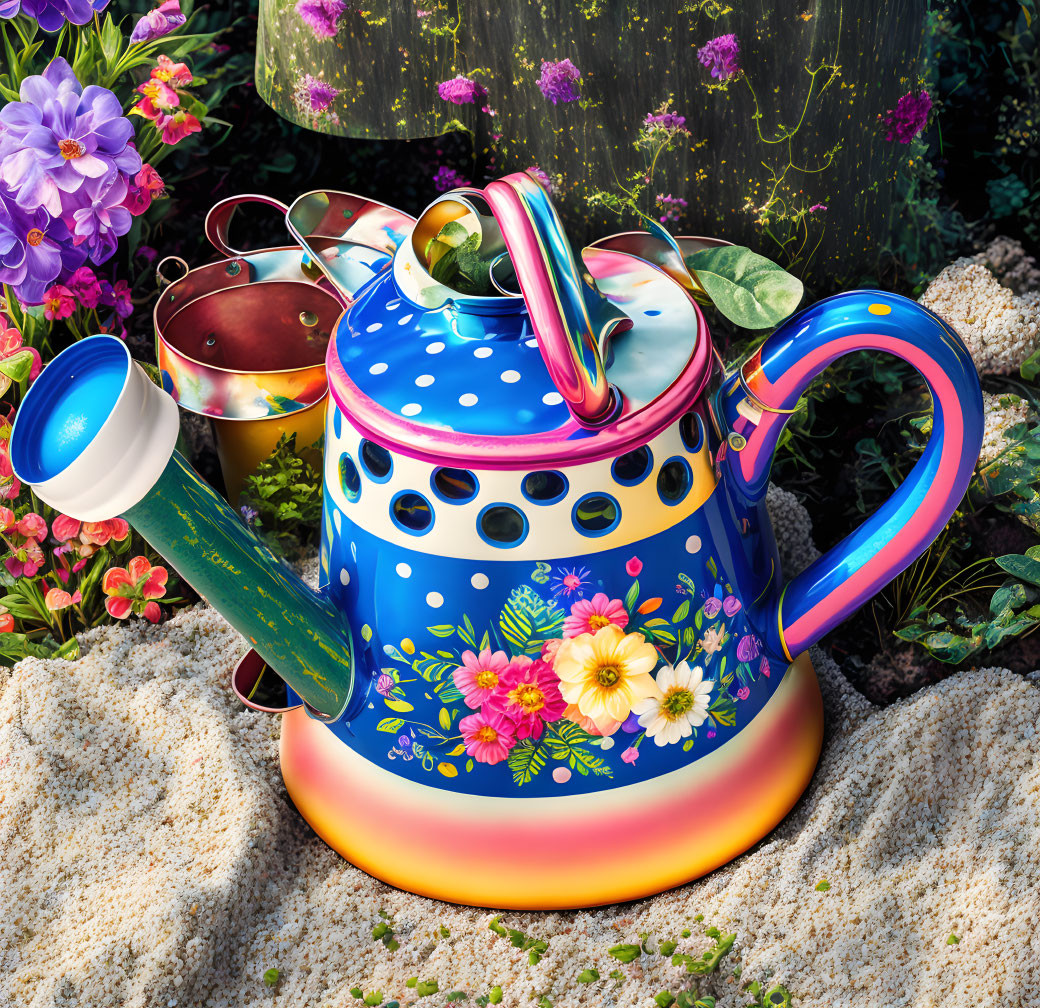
[632,660,714,746]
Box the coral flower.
[132,78,179,120]
[0,609,13,633]
[45,586,82,610]
[632,660,713,746]
[152,54,193,87]
[563,703,621,737]
[452,647,511,708]
[122,164,164,216]
[563,592,628,638]
[553,624,661,734]
[102,555,167,621]
[156,110,201,145]
[487,658,567,740]
[459,709,516,764]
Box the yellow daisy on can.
[553,623,661,734]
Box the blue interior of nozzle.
[11,335,129,484]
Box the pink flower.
[16,513,47,539]
[65,266,101,308]
[157,110,202,145]
[129,0,186,44]
[122,164,164,216]
[437,74,487,105]
[526,165,552,193]
[620,746,639,764]
[45,586,82,611]
[541,637,562,665]
[486,658,566,740]
[42,285,75,320]
[376,673,395,697]
[459,709,516,764]
[537,58,581,104]
[625,556,643,577]
[563,592,629,638]
[736,686,750,701]
[759,656,770,678]
[736,634,761,662]
[452,647,510,708]
[808,203,827,213]
[722,595,741,617]
[302,74,341,114]
[706,729,716,738]
[152,54,192,88]
[132,78,179,121]
[295,0,346,37]
[881,90,932,144]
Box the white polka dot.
[426,591,444,608]
[686,535,702,554]
[398,313,413,325]
[542,391,564,406]
[368,362,388,375]
[339,568,350,585]
[471,572,489,589]
[401,402,422,416]
[500,370,521,383]
[426,341,445,354]
[415,374,435,387]
[366,322,382,333]
[599,736,615,751]
[386,300,400,311]
[333,510,342,532]
[395,562,411,578]
[525,338,539,348]
[459,393,478,407]
[350,541,357,561]
[552,767,572,784]
[473,346,493,358]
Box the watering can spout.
[10,335,356,722]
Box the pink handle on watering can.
[716,291,984,661]
[204,194,291,257]
[482,173,631,427]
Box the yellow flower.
[553,624,661,734]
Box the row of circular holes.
[337,413,705,547]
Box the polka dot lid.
[335,272,568,437]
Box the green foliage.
[262,968,280,988]
[498,586,565,655]
[424,220,495,296]
[684,246,804,329]
[240,433,323,551]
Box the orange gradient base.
[280,653,823,909]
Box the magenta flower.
[0,59,139,218]
[432,166,468,192]
[376,673,395,697]
[537,58,581,104]
[697,34,740,80]
[303,75,341,114]
[563,593,629,638]
[460,708,516,764]
[452,647,511,708]
[129,0,185,43]
[294,0,345,37]
[656,193,688,224]
[42,284,75,320]
[550,564,590,599]
[620,746,639,764]
[736,686,750,701]
[122,163,164,217]
[70,170,132,264]
[486,658,566,740]
[8,0,107,32]
[99,278,132,318]
[625,556,643,577]
[65,265,101,308]
[722,595,741,617]
[759,656,770,678]
[736,634,761,663]
[644,110,687,131]
[0,183,85,304]
[437,74,487,105]
[526,165,553,193]
[881,90,932,143]
[808,203,827,213]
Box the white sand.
[2,494,1039,1008]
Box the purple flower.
[808,203,827,213]
[0,0,20,15]
[698,34,740,80]
[129,0,186,44]
[656,193,687,224]
[432,166,468,192]
[702,596,722,619]
[621,712,641,734]
[881,90,931,143]
[437,74,487,105]
[303,74,340,113]
[722,594,741,617]
[526,165,553,193]
[537,58,581,104]
[0,182,85,304]
[294,0,345,37]
[736,634,761,663]
[0,58,139,217]
[644,110,686,131]
[69,171,132,265]
[239,504,259,525]
[99,278,132,318]
[397,734,412,750]
[376,673,394,697]
[9,0,107,32]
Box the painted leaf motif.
[672,600,690,623]
[508,738,547,785]
[709,692,736,727]
[624,580,640,613]
[434,677,465,702]
[438,707,452,731]
[376,718,406,733]
[383,698,414,712]
[499,587,564,654]
[427,624,456,637]
[684,246,804,329]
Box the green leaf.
[996,553,1040,587]
[608,943,642,963]
[0,349,36,384]
[577,969,599,983]
[624,580,640,613]
[947,934,960,945]
[684,246,803,329]
[263,968,280,988]
[376,718,406,733]
[507,738,547,784]
[438,707,452,731]
[427,624,456,637]
[815,879,830,891]
[672,600,690,623]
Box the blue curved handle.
[717,291,984,660]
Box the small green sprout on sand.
[607,943,642,963]
[262,968,280,988]
[654,993,675,1007]
[815,880,831,892]
[446,992,468,1001]
[439,926,451,938]
[535,996,553,1008]
[372,909,400,952]
[351,987,364,998]
[577,969,600,983]
[363,993,384,1007]
[744,981,792,1007]
[488,915,548,964]
[948,934,961,945]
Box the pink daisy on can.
[486,658,566,740]
[563,592,629,638]
[452,647,510,708]
[460,709,516,764]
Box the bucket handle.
[204,194,290,258]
